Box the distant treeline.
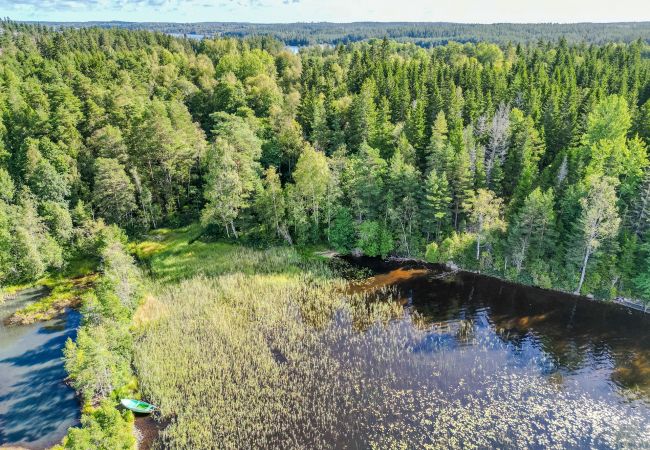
[23,21,650,46]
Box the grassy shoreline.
[3,274,97,325]
[1,255,98,325]
[128,225,650,448]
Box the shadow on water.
[347,256,650,401]
[0,288,80,449]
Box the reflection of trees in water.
[373,263,650,396]
[0,310,80,447]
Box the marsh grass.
[6,268,98,325]
[131,226,650,449]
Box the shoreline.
[346,254,650,315]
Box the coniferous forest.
[37,21,650,46]
[2,21,649,301]
[1,20,650,449]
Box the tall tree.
[92,158,136,227]
[255,166,291,244]
[575,176,621,294]
[422,170,452,242]
[507,188,555,273]
[291,145,331,238]
[464,188,505,261]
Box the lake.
[0,287,80,449]
[334,257,650,448]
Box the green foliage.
[61,230,142,444]
[0,24,649,301]
[436,232,476,266]
[92,158,137,227]
[507,188,556,274]
[634,244,650,305]
[424,242,439,263]
[357,221,393,258]
[329,207,357,254]
[574,176,621,294]
[291,145,331,241]
[57,400,135,450]
[64,321,134,402]
[39,21,650,46]
[464,189,506,261]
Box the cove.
[0,287,81,449]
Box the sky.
[1,0,650,23]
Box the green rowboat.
[120,398,156,414]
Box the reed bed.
[131,229,650,448]
[132,243,650,449]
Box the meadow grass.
[130,224,322,284]
[131,226,650,449]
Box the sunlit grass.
[130,224,315,285]
[6,274,98,325]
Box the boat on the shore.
[121,399,156,414]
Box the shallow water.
[0,287,80,449]
[336,258,650,447]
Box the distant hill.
[24,21,650,46]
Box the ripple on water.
[0,287,80,449]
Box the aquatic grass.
[132,239,650,448]
[6,274,98,325]
[2,254,99,323]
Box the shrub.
[329,207,357,254]
[437,232,476,267]
[424,242,439,263]
[357,221,393,258]
[56,400,135,450]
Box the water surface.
[0,287,80,449]
[336,258,650,447]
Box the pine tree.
[387,149,421,256]
[422,170,453,241]
[343,142,387,222]
[405,96,427,163]
[507,188,555,273]
[347,79,378,153]
[423,112,450,175]
[448,137,473,231]
[503,109,544,210]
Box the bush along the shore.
[55,226,143,450]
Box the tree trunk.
[476,217,483,261]
[576,245,591,295]
[277,225,293,245]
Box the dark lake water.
[0,287,80,449]
[336,258,650,448]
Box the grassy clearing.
[130,224,321,284]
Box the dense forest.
[33,21,650,46]
[1,21,650,303]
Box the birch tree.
[575,176,621,294]
[464,188,506,261]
